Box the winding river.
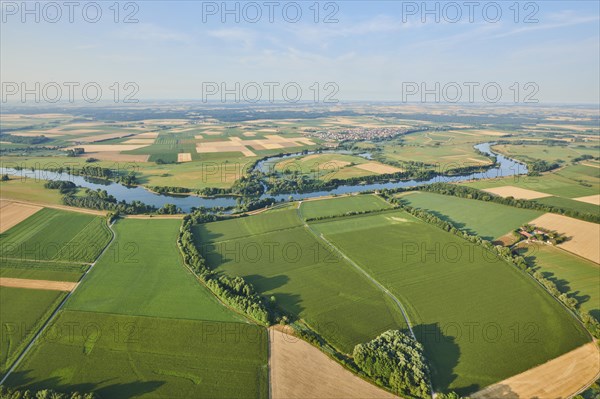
[1,143,527,212]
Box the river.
[1,143,527,212]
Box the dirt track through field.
[0,277,77,291]
[0,200,43,232]
[529,213,600,264]
[269,327,397,399]
[473,342,600,399]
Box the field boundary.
[0,199,106,216]
[0,219,116,385]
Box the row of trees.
[353,330,431,398]
[304,205,400,222]
[177,212,273,324]
[0,386,96,399]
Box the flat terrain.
[481,186,552,200]
[529,213,600,264]
[299,194,392,220]
[194,206,407,353]
[67,219,242,322]
[269,327,395,399]
[8,311,268,399]
[0,208,112,263]
[0,277,77,291]
[309,209,590,394]
[0,200,42,233]
[398,192,542,240]
[517,243,599,317]
[0,287,66,375]
[473,343,600,399]
[0,178,63,205]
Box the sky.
[1,1,599,104]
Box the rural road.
[0,219,116,386]
[296,201,416,340]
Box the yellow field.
[483,186,552,200]
[473,343,600,399]
[0,200,43,233]
[573,194,600,206]
[529,213,600,263]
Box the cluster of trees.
[0,134,50,145]
[393,183,599,223]
[79,165,113,179]
[384,193,600,338]
[353,330,431,398]
[177,213,273,324]
[44,180,77,194]
[1,174,9,181]
[230,175,264,197]
[236,197,276,212]
[0,386,96,399]
[66,147,85,157]
[62,189,156,214]
[149,186,192,194]
[528,159,561,175]
[517,224,567,245]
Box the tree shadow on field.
[412,323,461,394]
[245,274,305,317]
[5,370,166,399]
[473,383,522,398]
[426,210,493,240]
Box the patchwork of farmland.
[398,191,543,240]
[5,218,269,398]
[307,209,590,394]
[194,206,408,353]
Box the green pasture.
[299,194,392,220]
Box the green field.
[517,243,600,318]
[0,178,64,205]
[0,267,82,282]
[7,310,268,399]
[0,208,112,263]
[67,219,242,322]
[492,143,599,165]
[0,287,66,375]
[398,192,542,239]
[194,207,407,352]
[463,164,600,199]
[309,210,590,394]
[299,194,392,220]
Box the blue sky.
[1,1,599,103]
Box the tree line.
[0,386,96,399]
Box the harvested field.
[68,132,133,143]
[177,152,192,162]
[483,186,552,200]
[197,135,314,157]
[573,194,600,205]
[355,162,402,174]
[0,200,42,233]
[83,151,149,162]
[243,132,256,136]
[135,132,159,138]
[582,162,600,168]
[529,213,600,263]
[472,343,600,399]
[121,138,156,144]
[269,327,396,399]
[0,277,77,291]
[65,144,150,152]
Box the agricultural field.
[194,206,408,353]
[308,209,590,394]
[6,310,268,399]
[267,153,402,181]
[491,143,599,165]
[5,218,269,398]
[0,200,42,233]
[0,287,66,375]
[0,177,64,206]
[0,208,112,263]
[300,194,392,219]
[462,163,600,215]
[67,219,242,321]
[397,191,543,240]
[516,243,599,317]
